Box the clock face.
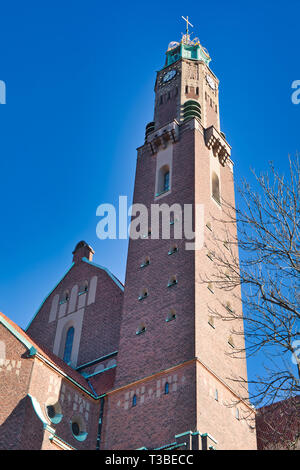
[163,69,177,83]
[206,74,216,90]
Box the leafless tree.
[201,155,300,426]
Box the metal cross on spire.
[181,16,194,36]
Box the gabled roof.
[0,312,98,397]
[25,257,124,331]
[81,257,124,291]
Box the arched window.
[63,326,74,363]
[212,172,220,204]
[164,382,169,394]
[132,394,137,407]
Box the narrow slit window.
[168,245,178,255]
[63,326,74,364]
[168,275,178,287]
[156,165,170,196]
[136,323,146,335]
[163,170,170,192]
[166,309,176,322]
[228,335,235,348]
[208,282,214,293]
[212,172,220,204]
[138,288,148,300]
[140,257,150,268]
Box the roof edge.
[81,257,124,291]
[0,314,37,356]
[25,262,75,331]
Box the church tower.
[102,19,257,450]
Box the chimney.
[72,241,95,264]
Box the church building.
[0,21,257,450]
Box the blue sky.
[0,1,299,386]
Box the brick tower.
[102,22,256,450]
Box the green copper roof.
[165,38,211,67]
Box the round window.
[70,416,88,442]
[45,401,62,424]
[72,421,80,436]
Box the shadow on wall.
[0,395,44,450]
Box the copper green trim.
[201,432,218,444]
[34,351,98,399]
[0,315,37,356]
[81,257,124,291]
[76,350,118,371]
[27,394,54,433]
[83,363,117,379]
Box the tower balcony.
[205,125,231,166]
[145,120,180,155]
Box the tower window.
[136,323,146,335]
[132,395,137,407]
[156,165,170,196]
[212,172,220,204]
[63,326,74,364]
[196,87,199,95]
[167,275,178,287]
[138,288,148,300]
[236,408,240,420]
[185,85,189,94]
[225,301,234,312]
[164,382,169,394]
[215,389,219,401]
[163,170,170,192]
[166,309,176,322]
[140,256,150,268]
[208,282,214,293]
[168,245,178,255]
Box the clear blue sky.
[0,1,299,343]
